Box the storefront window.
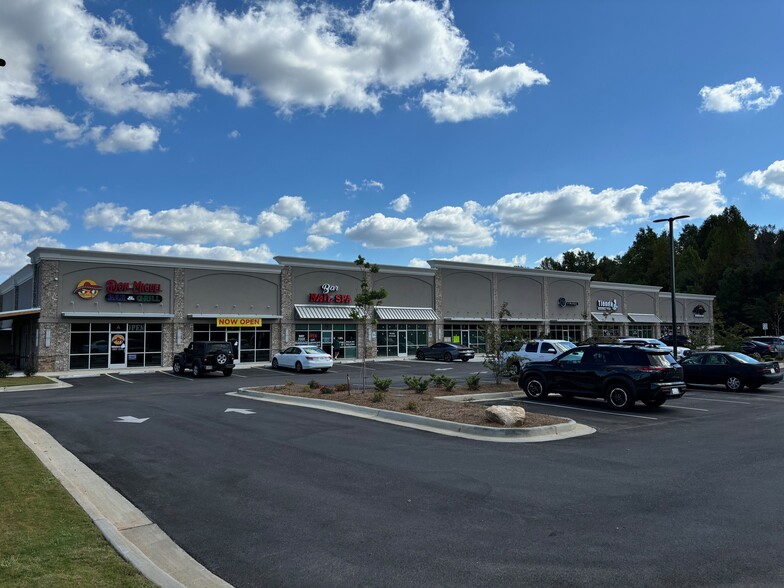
[501,324,541,343]
[628,324,655,338]
[376,324,427,357]
[69,322,161,369]
[193,323,271,362]
[443,323,487,353]
[294,323,357,359]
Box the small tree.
[482,302,523,383]
[349,255,388,390]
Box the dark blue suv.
[518,344,685,410]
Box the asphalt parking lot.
[3,360,784,587]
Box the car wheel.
[642,398,665,407]
[295,361,303,373]
[416,351,425,360]
[461,357,469,362]
[747,383,762,390]
[509,362,521,375]
[223,369,233,377]
[523,375,548,400]
[192,361,202,378]
[215,352,228,366]
[172,360,183,375]
[444,353,453,362]
[725,375,743,391]
[321,368,329,373]
[271,358,279,369]
[607,383,635,410]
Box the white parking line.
[666,405,709,412]
[158,370,191,380]
[520,400,658,420]
[685,396,751,405]
[105,373,133,384]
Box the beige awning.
[591,312,628,323]
[294,304,365,320]
[628,313,661,323]
[375,306,438,321]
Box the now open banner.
[216,318,263,328]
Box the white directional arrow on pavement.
[225,408,255,414]
[115,416,149,423]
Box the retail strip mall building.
[0,248,714,373]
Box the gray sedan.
[415,342,475,362]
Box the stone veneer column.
[35,260,69,372]
[276,265,293,351]
[542,277,550,338]
[167,267,189,366]
[433,268,443,344]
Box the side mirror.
[546,349,557,354]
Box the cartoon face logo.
[112,334,125,347]
[74,279,102,300]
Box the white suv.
[502,340,576,374]
[617,337,690,359]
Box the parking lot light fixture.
[654,215,690,358]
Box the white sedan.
[272,346,333,373]
[618,338,690,359]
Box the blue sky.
[1,0,784,282]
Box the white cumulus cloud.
[94,123,161,154]
[492,185,648,244]
[84,242,275,263]
[0,0,193,147]
[421,64,549,123]
[699,77,781,113]
[741,160,784,199]
[295,235,336,253]
[309,211,349,235]
[390,194,411,212]
[648,181,726,219]
[419,202,493,246]
[0,201,69,277]
[345,213,428,248]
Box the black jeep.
[172,341,235,377]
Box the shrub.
[403,375,429,393]
[371,391,385,403]
[466,373,481,391]
[308,379,320,389]
[24,364,38,377]
[302,385,312,393]
[285,379,295,387]
[334,383,349,392]
[372,374,392,391]
[406,401,418,411]
[319,386,334,394]
[0,362,12,378]
[429,374,456,391]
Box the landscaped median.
[229,381,595,442]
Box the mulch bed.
[247,382,568,428]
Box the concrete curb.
[0,377,72,393]
[230,389,595,442]
[0,413,232,588]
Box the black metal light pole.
[0,59,5,67]
[654,214,690,358]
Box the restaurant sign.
[74,278,164,303]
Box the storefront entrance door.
[397,330,407,356]
[109,332,127,368]
[227,331,240,364]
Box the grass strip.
[0,376,55,388]
[0,421,155,587]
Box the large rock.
[485,405,526,427]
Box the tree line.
[537,206,784,337]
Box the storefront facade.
[1,248,715,372]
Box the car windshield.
[554,341,577,352]
[302,347,327,355]
[726,352,759,364]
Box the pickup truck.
[502,339,576,374]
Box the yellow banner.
[216,317,262,328]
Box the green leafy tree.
[350,255,388,390]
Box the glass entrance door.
[109,331,127,368]
[397,330,407,356]
[226,331,240,364]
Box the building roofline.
[427,259,594,279]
